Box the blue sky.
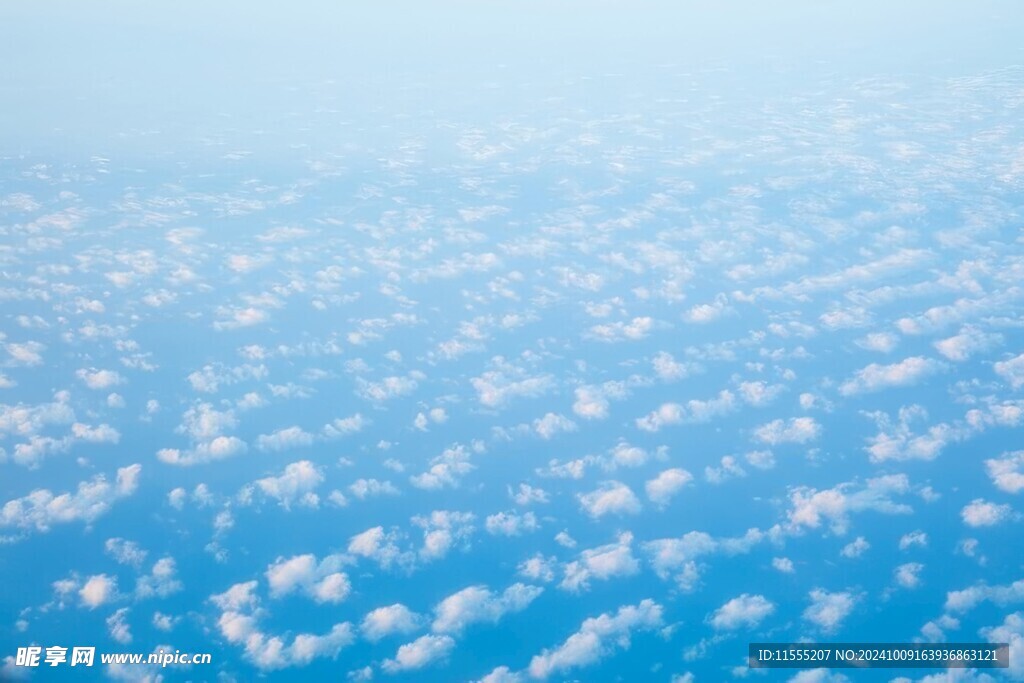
[2,2,1024,682]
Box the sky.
[2,2,1024,682]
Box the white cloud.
[578,481,641,518]
[257,426,315,452]
[157,402,247,466]
[158,435,247,466]
[961,498,1012,527]
[356,374,420,403]
[786,474,912,535]
[587,316,654,341]
[518,554,558,583]
[432,583,543,635]
[894,562,924,589]
[803,589,857,633]
[476,666,523,683]
[684,296,729,323]
[323,413,368,438]
[986,451,1024,493]
[210,580,354,670]
[709,594,775,630]
[933,326,1002,361]
[651,351,693,382]
[840,537,870,558]
[486,511,539,536]
[76,368,124,390]
[410,444,476,490]
[738,381,784,407]
[471,357,553,408]
[5,341,45,366]
[839,357,944,396]
[705,455,746,484]
[899,530,928,550]
[349,479,399,499]
[645,468,693,507]
[266,554,351,604]
[135,557,183,599]
[105,538,147,567]
[754,417,821,445]
[572,381,631,420]
[855,332,899,353]
[862,405,963,463]
[381,634,455,674]
[347,526,415,571]
[560,533,640,593]
[773,557,795,573]
[509,484,549,506]
[361,604,424,642]
[1,464,141,534]
[527,599,663,679]
[944,578,1024,613]
[994,353,1024,389]
[643,529,764,591]
[80,574,118,608]
[413,510,476,562]
[636,390,737,432]
[107,607,132,644]
[249,460,324,509]
[533,413,577,439]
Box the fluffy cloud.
[645,468,693,507]
[135,558,183,599]
[709,594,775,630]
[572,381,631,420]
[986,451,1024,493]
[485,511,539,536]
[840,537,870,558]
[945,578,1024,613]
[1,464,141,534]
[323,413,368,438]
[527,599,663,679]
[894,562,924,589]
[210,581,354,670]
[347,526,414,571]
[803,589,857,633]
[413,510,476,562]
[994,353,1024,389]
[361,604,424,642]
[786,474,912,535]
[586,316,654,341]
[257,426,315,452]
[839,357,944,396]
[578,481,641,518]
[432,583,543,634]
[635,390,737,432]
[644,529,764,591]
[157,403,247,466]
[349,478,399,499]
[410,444,476,490]
[248,460,324,509]
[75,368,124,390]
[533,413,577,439]
[266,554,351,604]
[471,357,553,408]
[754,417,821,445]
[933,326,1002,361]
[80,574,118,608]
[960,498,1012,527]
[560,533,640,593]
[381,634,455,674]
